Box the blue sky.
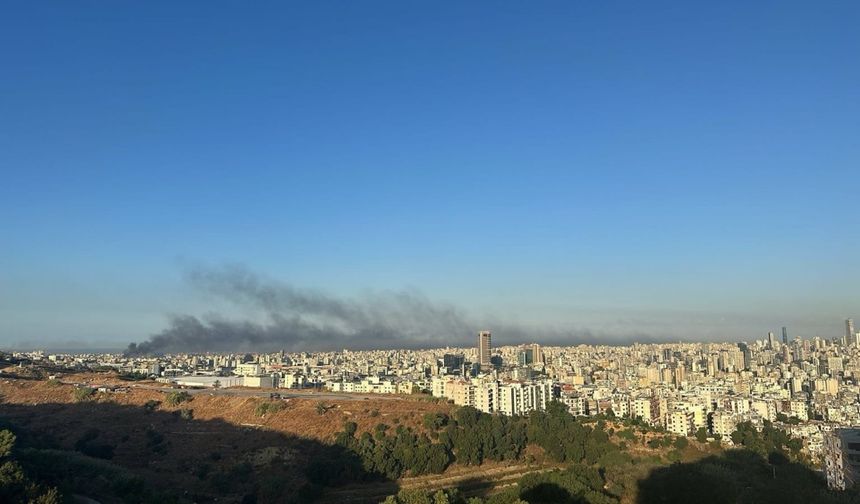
[1,1,858,349]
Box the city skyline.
[2,261,859,352]
[2,2,859,502]
[5,298,860,500]
[5,317,859,355]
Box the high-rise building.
[847,319,855,346]
[478,330,492,367]
[518,348,534,366]
[531,343,543,364]
[824,428,860,490]
[767,331,776,350]
[782,326,788,345]
[442,354,465,373]
[738,342,752,370]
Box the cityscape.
[2,1,859,504]
[3,319,860,497]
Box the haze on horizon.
[1,2,858,352]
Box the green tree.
[0,431,14,458]
[423,413,449,431]
[432,490,450,504]
[344,421,358,437]
[30,487,61,504]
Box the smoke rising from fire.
[125,264,651,355]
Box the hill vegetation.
[0,373,858,504]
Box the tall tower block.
[478,330,492,367]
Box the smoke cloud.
[125,264,654,355]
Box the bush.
[73,387,95,402]
[178,408,194,421]
[165,391,191,406]
[143,400,160,413]
[674,437,689,450]
[16,447,161,502]
[117,372,149,381]
[254,401,283,417]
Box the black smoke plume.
[126,265,475,355]
[125,264,654,355]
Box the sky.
[1,1,858,351]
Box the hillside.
[0,373,851,504]
[0,373,459,503]
[0,373,451,440]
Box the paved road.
[64,379,399,402]
[135,383,391,401]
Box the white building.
[235,363,262,376]
[824,428,860,490]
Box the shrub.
[178,408,194,421]
[165,391,191,406]
[316,402,330,415]
[73,387,95,402]
[254,401,283,417]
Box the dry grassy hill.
[0,373,453,440]
[0,373,456,503]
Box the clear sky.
[1,1,858,350]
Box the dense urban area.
[5,0,856,501]
[1,320,860,503]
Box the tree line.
[332,401,622,481]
